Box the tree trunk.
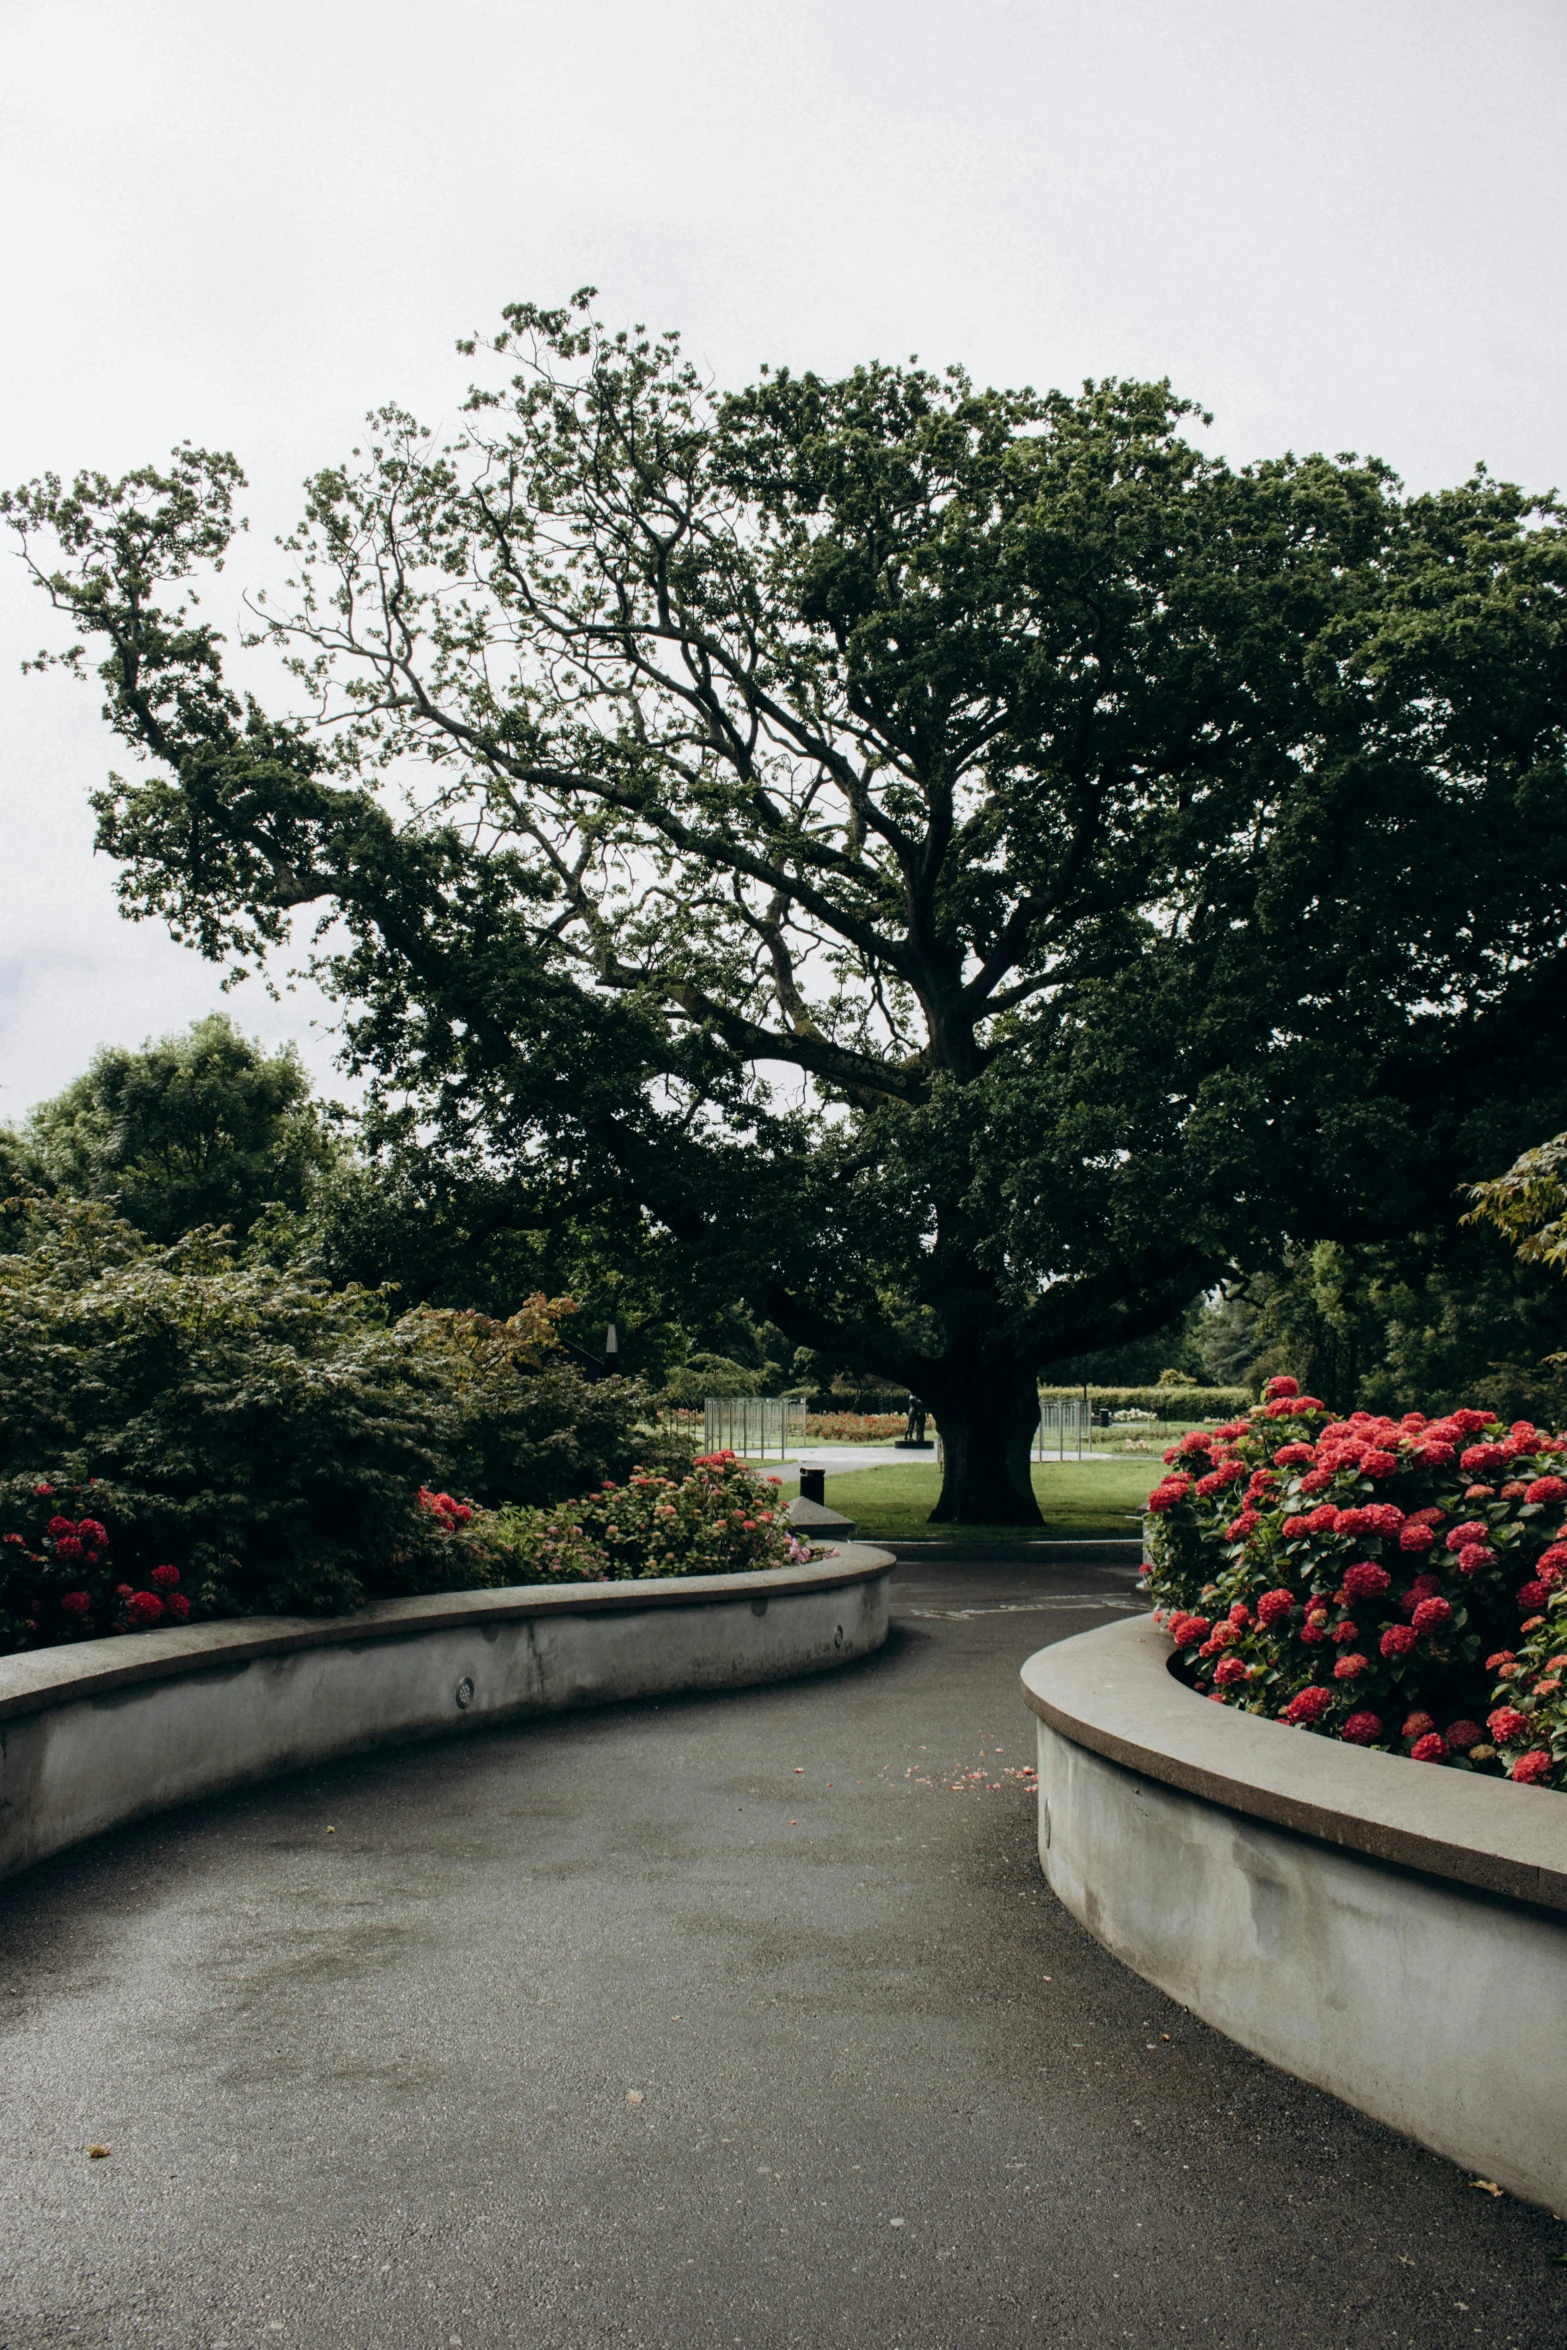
[926,1356,1042,1526]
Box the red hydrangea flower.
[1510,1751,1553,1785]
[1516,1580,1551,1613]
[1178,1431,1214,1458]
[1271,1445,1314,1468]
[1283,1686,1333,1724]
[1361,1449,1399,1478]
[1380,1624,1417,1658]
[1487,1706,1530,1745]
[165,1592,191,1621]
[1526,1476,1567,1504]
[77,1517,108,1545]
[1361,1504,1406,1536]
[1411,1596,1454,1636]
[1537,1543,1567,1575]
[1397,1522,1436,1553]
[1264,1376,1300,1399]
[1410,1733,1448,1763]
[59,1590,90,1616]
[1147,1476,1194,1515]
[1306,1505,1337,1532]
[1457,1544,1495,1576]
[53,1536,84,1561]
[33,1482,53,1497]
[1256,1588,1295,1627]
[1332,1653,1369,1681]
[45,1515,75,1538]
[1445,1721,1484,1753]
[1341,1561,1391,1602]
[1402,1711,1436,1739]
[1341,1711,1382,1746]
[1485,1650,1516,1672]
[1281,1515,1312,1538]
[1451,1409,1495,1434]
[1224,1510,1261,1541]
[126,1592,165,1628]
[149,1563,181,1589]
[1170,1614,1210,1649]
[1213,1656,1249,1686]
[1413,1441,1457,1468]
[1298,1469,1334,1495]
[1461,1443,1508,1473]
[1446,1520,1489,1550]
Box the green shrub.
[398,1300,693,1505]
[0,1195,467,1626]
[469,1451,816,1584]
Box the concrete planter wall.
[1021,1616,1567,2210]
[0,1547,892,1885]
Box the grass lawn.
[796,1457,1161,1543]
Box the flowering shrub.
[470,1452,820,1584]
[0,1479,195,1652]
[1143,1375,1567,1791]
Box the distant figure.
[902,1395,928,1444]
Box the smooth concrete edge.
[1031,1718,1567,2214]
[0,1546,892,1725]
[1020,1614,1567,1914]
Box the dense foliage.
[25,1013,337,1244]
[1144,1375,1567,1789]
[11,301,1567,1525]
[1038,1383,1250,1420]
[468,1451,816,1584]
[0,1195,675,1642]
[1193,1234,1567,1427]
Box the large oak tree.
[9,294,1567,1521]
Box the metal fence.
[702,1396,809,1459]
[1036,1396,1091,1460]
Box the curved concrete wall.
[0,1549,892,1884]
[1022,1616,1567,2211]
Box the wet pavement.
[2,1551,1564,2349]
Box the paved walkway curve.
[2,1555,1564,2350]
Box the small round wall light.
[455,1676,475,1710]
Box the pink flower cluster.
[1143,1385,1567,1793]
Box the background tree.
[24,1012,338,1244]
[9,298,1567,1521]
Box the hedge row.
[1038,1384,1251,1420]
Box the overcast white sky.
[1,0,1563,1117]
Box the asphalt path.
[3,1553,1565,2350]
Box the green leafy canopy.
[9,292,1567,1521]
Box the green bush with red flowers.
[466,1451,819,1584]
[1143,1376,1567,1791]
